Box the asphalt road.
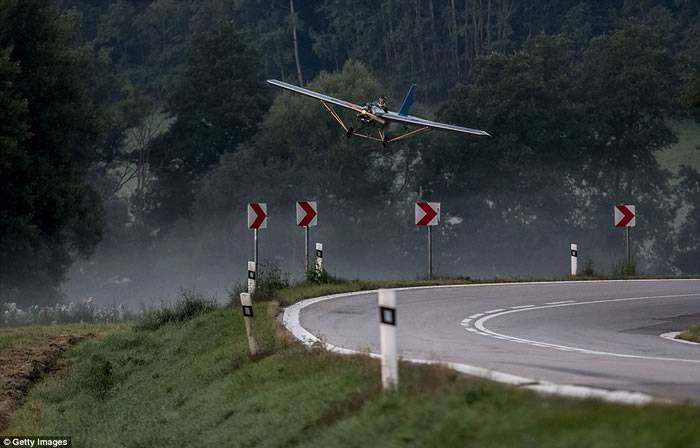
[297,280,700,403]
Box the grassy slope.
[679,325,700,343]
[7,296,700,447]
[0,324,124,352]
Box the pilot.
[377,96,388,112]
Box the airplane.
[266,79,490,146]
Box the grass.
[0,323,125,352]
[7,287,700,447]
[678,325,700,343]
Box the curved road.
[292,280,700,403]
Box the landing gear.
[346,127,354,138]
[382,135,389,147]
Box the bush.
[136,289,217,331]
[581,258,596,277]
[1,299,134,327]
[611,259,637,277]
[305,268,344,285]
[251,260,290,301]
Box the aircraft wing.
[380,111,490,137]
[267,79,364,113]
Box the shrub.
[611,259,637,277]
[136,289,217,331]
[581,258,596,277]
[305,268,344,285]
[1,299,134,327]
[251,260,290,301]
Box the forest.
[1,0,699,305]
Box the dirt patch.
[0,334,83,430]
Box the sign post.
[239,292,258,356]
[296,201,318,274]
[570,243,578,276]
[247,203,268,264]
[614,204,636,266]
[378,289,398,391]
[415,201,440,279]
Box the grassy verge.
[678,325,700,343]
[6,289,700,447]
[0,323,126,430]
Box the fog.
[61,202,632,306]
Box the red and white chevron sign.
[296,201,318,227]
[247,202,267,229]
[614,204,636,227]
[415,201,440,226]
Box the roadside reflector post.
[240,292,259,356]
[315,243,323,275]
[626,227,631,266]
[247,261,256,295]
[378,289,398,391]
[570,243,578,276]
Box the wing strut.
[320,101,349,132]
[386,126,431,143]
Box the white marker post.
[378,289,398,391]
[247,261,256,295]
[570,243,578,276]
[315,243,323,275]
[240,292,259,356]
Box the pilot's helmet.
[378,96,387,104]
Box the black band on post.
[379,306,396,326]
[242,305,254,317]
[571,250,578,257]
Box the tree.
[147,22,271,223]
[0,0,105,305]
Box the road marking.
[468,313,484,319]
[472,293,700,363]
[281,282,673,405]
[511,304,535,309]
[485,308,505,314]
[660,332,700,346]
[545,300,575,305]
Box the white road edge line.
[660,331,700,346]
[279,281,693,406]
[545,300,575,305]
[511,305,535,309]
[473,293,700,364]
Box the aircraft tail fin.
[398,83,417,116]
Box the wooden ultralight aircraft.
[267,79,490,146]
